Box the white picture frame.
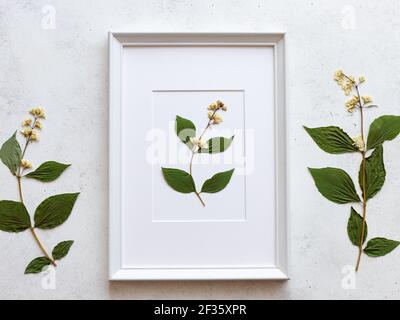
[109,32,288,280]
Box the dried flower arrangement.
[162,100,234,207]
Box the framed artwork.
[109,33,288,280]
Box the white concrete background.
[1,0,400,299]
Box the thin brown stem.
[17,176,24,203]
[195,192,206,207]
[30,228,57,266]
[17,117,37,177]
[189,109,219,207]
[17,176,56,266]
[355,85,367,272]
[17,139,30,177]
[199,109,217,140]
[189,152,195,175]
[343,74,356,84]
[190,150,205,206]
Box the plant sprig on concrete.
[0,108,79,274]
[305,71,400,271]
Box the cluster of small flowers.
[188,100,229,152]
[20,159,32,169]
[362,95,372,104]
[207,100,227,124]
[190,137,208,152]
[20,107,45,141]
[19,108,46,171]
[345,95,360,113]
[334,70,355,95]
[344,95,373,113]
[21,128,39,141]
[208,100,228,112]
[30,107,46,119]
[334,71,373,112]
[352,134,365,152]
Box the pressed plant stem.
[199,109,217,140]
[188,109,219,207]
[189,151,205,207]
[195,192,206,207]
[30,228,56,266]
[189,152,195,176]
[16,118,57,266]
[17,176,24,203]
[17,175,57,266]
[355,84,367,272]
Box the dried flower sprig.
[0,108,79,274]
[305,71,400,271]
[162,100,235,207]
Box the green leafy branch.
[0,108,79,274]
[162,100,235,207]
[305,71,400,272]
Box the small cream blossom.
[20,159,32,169]
[34,121,42,129]
[334,70,355,95]
[29,107,46,119]
[352,134,365,152]
[338,78,353,95]
[215,100,224,109]
[334,70,344,81]
[345,95,360,112]
[208,102,218,111]
[212,113,223,124]
[208,100,227,111]
[190,137,208,152]
[362,95,373,104]
[359,76,366,83]
[21,128,33,138]
[22,119,32,127]
[30,131,39,141]
[20,128,39,141]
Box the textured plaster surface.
[1,0,400,299]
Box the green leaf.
[161,168,196,193]
[201,169,235,193]
[34,193,80,229]
[0,131,22,175]
[25,161,70,182]
[0,200,31,232]
[347,207,367,246]
[358,145,385,200]
[367,115,400,150]
[199,136,234,154]
[176,115,196,148]
[364,237,400,257]
[52,240,74,260]
[24,257,51,274]
[308,167,360,204]
[304,126,358,154]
